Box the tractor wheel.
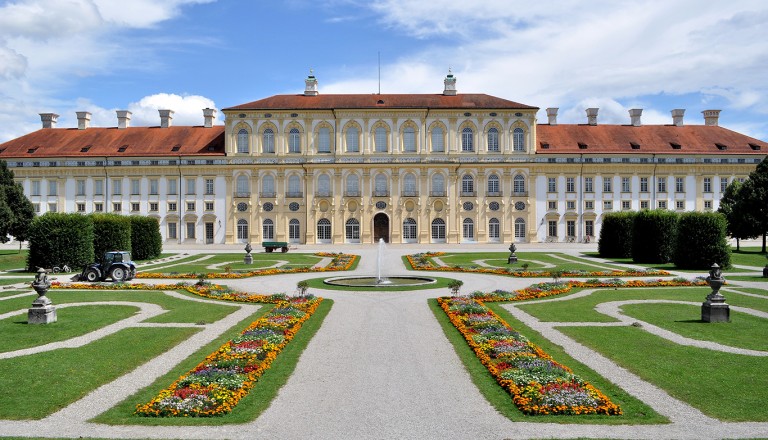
[84,269,100,282]
[266,247,273,253]
[281,247,288,253]
[110,266,126,282]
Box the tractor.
[80,251,137,282]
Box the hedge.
[91,213,132,259]
[673,212,731,269]
[598,211,637,258]
[27,213,94,271]
[632,210,679,264]
[130,216,162,260]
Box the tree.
[673,212,731,269]
[0,161,35,248]
[729,157,768,252]
[718,181,758,251]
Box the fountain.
[324,239,436,288]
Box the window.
[622,200,631,210]
[640,201,649,209]
[512,127,525,151]
[76,179,86,196]
[77,202,85,212]
[603,178,612,193]
[566,177,575,193]
[346,126,359,152]
[262,128,275,153]
[112,179,122,195]
[604,200,613,210]
[346,174,360,196]
[263,219,274,240]
[720,177,728,193]
[289,219,301,240]
[186,222,195,239]
[585,201,594,210]
[317,218,331,241]
[703,177,712,193]
[566,201,576,210]
[205,201,214,211]
[403,126,416,152]
[167,222,177,240]
[566,220,575,237]
[288,175,301,196]
[318,127,331,153]
[461,127,474,152]
[403,218,417,240]
[621,177,630,193]
[487,128,499,152]
[461,174,474,195]
[704,200,713,210]
[236,175,250,195]
[403,173,418,196]
[148,202,158,212]
[131,202,140,212]
[548,201,557,210]
[513,175,525,194]
[548,220,557,238]
[285,128,300,153]
[130,179,140,195]
[489,218,500,240]
[488,174,500,195]
[237,129,250,153]
[317,174,331,196]
[237,219,249,240]
[32,203,40,213]
[584,177,593,193]
[462,218,474,240]
[548,177,557,193]
[658,201,667,209]
[262,175,275,196]
[431,127,444,152]
[31,180,41,196]
[431,218,446,241]
[514,218,526,239]
[374,174,388,196]
[149,179,158,195]
[205,178,214,195]
[187,202,195,211]
[585,220,594,237]
[657,177,666,193]
[675,177,684,193]
[676,200,685,210]
[168,202,177,212]
[640,177,648,193]
[186,178,196,195]
[168,179,177,195]
[48,180,57,196]
[112,202,121,212]
[432,174,445,196]
[375,127,388,152]
[345,218,360,241]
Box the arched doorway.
[373,213,389,243]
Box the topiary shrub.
[632,209,679,264]
[27,213,94,271]
[598,211,637,258]
[673,212,731,269]
[91,213,132,259]
[130,216,162,260]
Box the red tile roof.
[536,124,767,155]
[0,126,225,159]
[225,93,538,111]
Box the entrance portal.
[373,213,389,243]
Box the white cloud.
[92,0,216,28]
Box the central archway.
[373,213,390,243]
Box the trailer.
[262,241,289,253]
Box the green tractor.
[80,251,137,282]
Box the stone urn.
[702,263,729,323]
[28,267,57,324]
[244,242,253,265]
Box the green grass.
[95,298,333,425]
[561,326,768,421]
[583,247,768,273]
[0,288,25,297]
[0,249,29,272]
[303,275,455,292]
[0,305,139,352]
[429,299,666,424]
[727,275,768,282]
[730,247,768,267]
[138,253,326,275]
[420,252,631,273]
[0,327,199,419]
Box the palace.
[1,72,765,245]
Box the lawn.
[137,253,326,275]
[303,275,456,292]
[730,247,768,267]
[0,249,28,272]
[425,252,630,273]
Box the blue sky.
[1,0,767,142]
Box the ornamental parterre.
[438,296,622,416]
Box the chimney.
[76,111,91,130]
[443,69,457,96]
[702,109,721,127]
[116,110,132,129]
[586,108,599,126]
[203,108,216,128]
[629,108,643,126]
[546,108,558,125]
[304,70,318,96]
[671,109,685,126]
[39,113,59,129]
[159,109,174,128]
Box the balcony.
[373,190,390,197]
[401,190,419,197]
[486,191,502,197]
[315,191,332,197]
[234,192,251,198]
[430,190,447,197]
[460,191,476,197]
[286,192,304,198]
[260,191,276,198]
[344,190,361,197]
[512,191,528,197]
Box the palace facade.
[1,73,766,245]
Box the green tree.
[0,161,35,248]
[673,212,731,269]
[718,180,758,251]
[739,157,768,252]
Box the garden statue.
[507,243,518,264]
[244,242,253,265]
[28,267,57,324]
[702,263,729,323]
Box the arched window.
[461,174,474,195]
[236,175,250,196]
[403,173,417,196]
[289,218,301,241]
[262,128,275,153]
[318,127,331,153]
[237,219,249,240]
[317,174,331,196]
[463,218,475,240]
[374,173,388,196]
[488,218,500,241]
[237,129,249,153]
[345,218,360,241]
[346,126,359,152]
[515,218,526,239]
[487,174,500,195]
[513,127,525,151]
[461,127,474,152]
[375,126,388,152]
[288,128,301,153]
[513,174,526,194]
[403,126,416,152]
[262,219,274,240]
[346,174,360,196]
[262,175,275,197]
[432,174,445,196]
[288,175,301,196]
[403,218,417,241]
[431,218,446,241]
[317,218,331,241]
[431,126,444,152]
[487,128,499,152]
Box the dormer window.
[117,145,128,152]
[171,145,181,152]
[81,145,91,153]
[540,142,550,149]
[715,143,727,151]
[749,143,761,151]
[578,142,588,149]
[670,142,681,150]
[630,142,640,150]
[27,147,38,154]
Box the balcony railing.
[373,190,390,197]
[460,191,476,197]
[401,190,419,197]
[260,191,276,198]
[512,191,528,197]
[430,190,447,197]
[286,192,304,198]
[344,190,361,197]
[234,191,251,198]
[486,191,502,197]
[315,191,332,197]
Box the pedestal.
[701,293,729,323]
[507,255,518,264]
[28,295,57,324]
[244,254,253,265]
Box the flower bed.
[407,253,669,278]
[135,295,322,417]
[438,296,621,416]
[136,252,357,279]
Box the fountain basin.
[324,276,436,287]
